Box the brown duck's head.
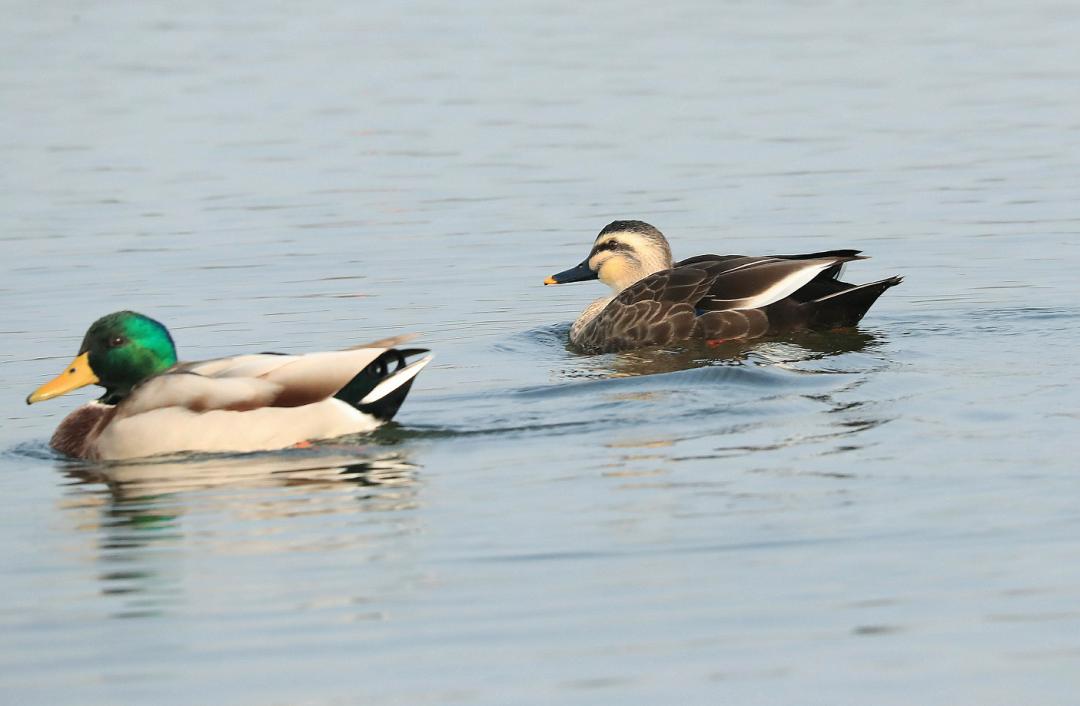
[544,220,674,293]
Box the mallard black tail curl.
[334,348,431,421]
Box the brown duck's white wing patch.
[699,258,838,311]
[117,374,284,419]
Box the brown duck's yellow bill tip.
[544,276,558,285]
[26,352,99,405]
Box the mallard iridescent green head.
[27,311,177,406]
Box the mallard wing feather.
[116,374,285,418]
[346,333,418,350]
[175,347,393,408]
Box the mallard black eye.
[109,336,126,347]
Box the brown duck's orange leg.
[292,440,314,449]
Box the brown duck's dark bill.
[544,261,597,285]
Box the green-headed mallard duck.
[544,220,902,352]
[26,311,432,461]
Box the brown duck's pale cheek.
[598,258,633,288]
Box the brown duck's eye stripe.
[592,240,633,254]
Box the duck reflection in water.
[56,448,422,619]
[560,328,883,380]
[61,447,420,502]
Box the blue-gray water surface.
[3,1,1080,704]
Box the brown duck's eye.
[109,336,126,347]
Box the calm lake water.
[4,1,1080,704]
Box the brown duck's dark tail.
[803,276,903,328]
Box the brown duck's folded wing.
[681,250,865,280]
[675,254,748,270]
[767,250,867,298]
[769,249,864,261]
[695,255,861,311]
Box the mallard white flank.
[26,311,432,461]
[544,220,902,352]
